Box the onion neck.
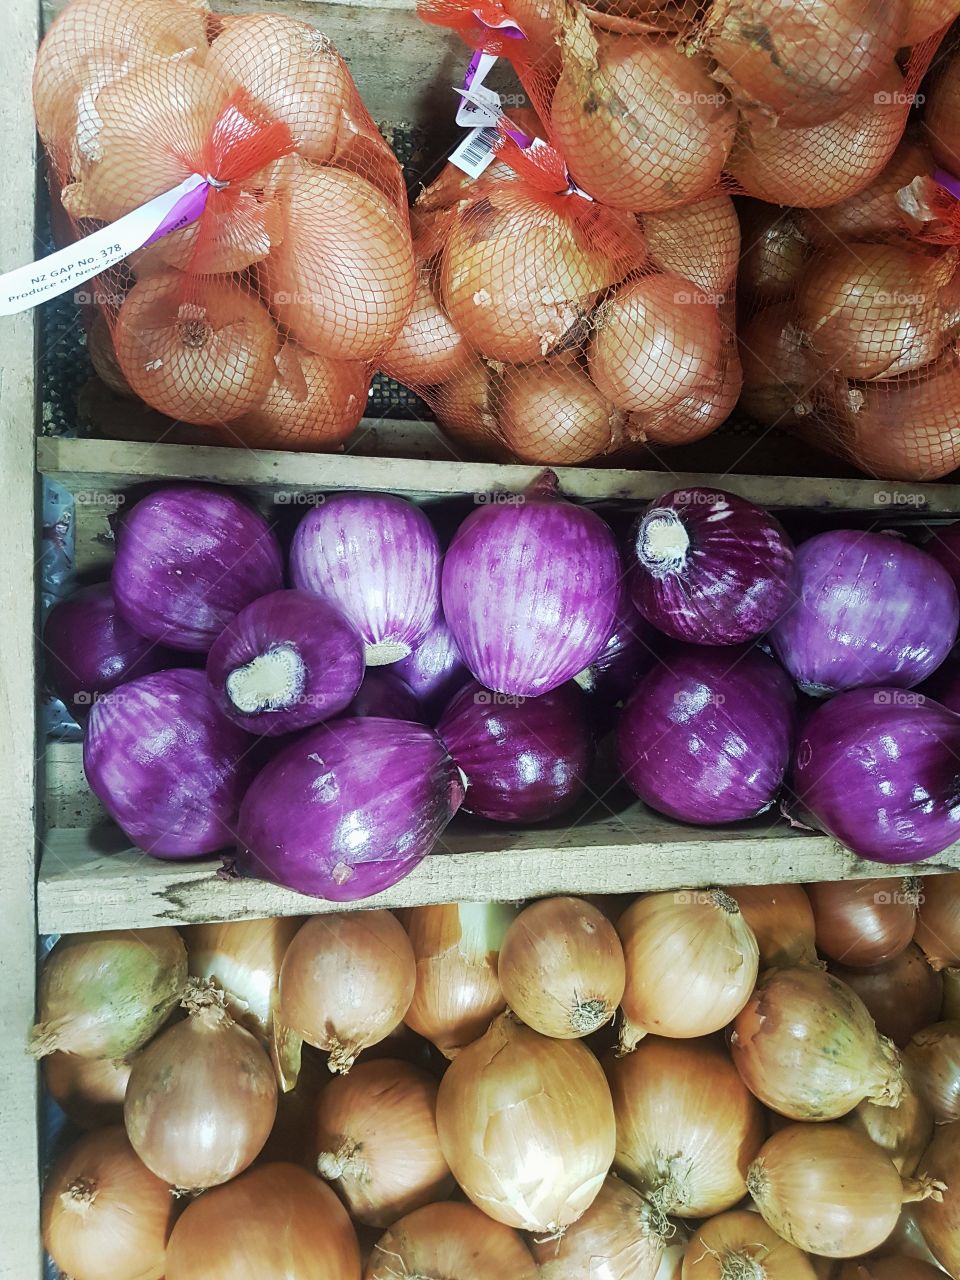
[524,469,561,501]
[720,1255,766,1280]
[902,1173,947,1204]
[570,996,613,1035]
[182,978,232,1031]
[317,1139,365,1183]
[226,644,306,715]
[62,1177,97,1214]
[327,1038,360,1075]
[867,1036,906,1109]
[637,509,690,576]
[365,639,412,666]
[617,1011,648,1055]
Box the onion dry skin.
[728,884,818,969]
[807,878,920,968]
[681,1208,817,1280]
[915,873,960,970]
[846,1069,935,1175]
[832,944,944,1048]
[905,1021,960,1124]
[432,357,503,457]
[364,1201,538,1280]
[915,1120,960,1276]
[497,362,625,466]
[643,196,740,293]
[532,1174,666,1280]
[44,1052,133,1131]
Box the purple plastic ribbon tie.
[935,167,960,202]
[144,181,212,247]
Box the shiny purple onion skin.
[289,492,441,664]
[394,612,470,723]
[345,669,422,721]
[574,591,657,725]
[206,589,365,736]
[44,583,171,716]
[792,688,960,863]
[83,668,255,858]
[628,487,796,646]
[437,678,594,823]
[617,645,796,824]
[112,485,284,652]
[442,478,621,697]
[236,717,465,900]
[769,530,960,696]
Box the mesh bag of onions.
[33,0,417,450]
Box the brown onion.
[730,965,905,1120]
[905,1021,960,1124]
[925,49,960,174]
[364,1201,539,1280]
[808,878,921,968]
[838,1259,949,1280]
[42,1127,174,1280]
[401,902,516,1059]
[87,313,133,398]
[945,968,960,1019]
[643,197,740,293]
[846,1069,935,1175]
[499,896,626,1039]
[627,318,742,447]
[737,203,810,306]
[532,1174,665,1279]
[379,270,470,387]
[915,873,960,971]
[729,883,819,968]
[915,1121,960,1274]
[431,357,503,458]
[738,302,834,430]
[617,889,759,1044]
[681,1208,818,1280]
[875,1204,951,1269]
[165,1162,360,1280]
[832,945,944,1048]
[124,982,278,1190]
[435,1012,616,1233]
[904,0,960,42]
[498,363,625,465]
[44,1053,133,1131]
[607,1035,766,1218]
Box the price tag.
[448,126,501,178]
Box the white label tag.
[448,126,499,179]
[455,52,500,127]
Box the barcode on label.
[448,127,499,179]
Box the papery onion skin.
[807,878,920,968]
[737,301,832,429]
[532,1173,665,1280]
[728,884,819,969]
[606,1035,766,1218]
[44,1053,133,1130]
[730,964,905,1121]
[905,1021,960,1124]
[846,1070,935,1176]
[681,1208,817,1280]
[435,1012,616,1233]
[832,945,944,1048]
[925,48,960,174]
[394,612,470,724]
[644,196,739,294]
[915,1120,960,1275]
[915,873,960,971]
[363,1201,539,1280]
[737,203,810,305]
[379,270,471,387]
[30,927,187,1059]
[41,1127,174,1280]
[497,362,624,466]
[345,669,422,721]
[165,1162,361,1280]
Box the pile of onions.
[497,363,625,466]
[905,1021,960,1123]
[435,1013,616,1233]
[845,1071,934,1175]
[531,1174,665,1280]
[606,1035,766,1218]
[379,269,471,387]
[164,1163,361,1280]
[807,878,920,968]
[44,1053,133,1130]
[30,927,187,1059]
[737,203,810,305]
[643,196,740,294]
[681,1208,818,1280]
[915,873,960,970]
[278,912,416,1075]
[124,982,278,1190]
[843,352,960,481]
[41,1127,175,1280]
[915,1121,960,1276]
[401,902,516,1058]
[498,897,626,1039]
[364,1201,539,1280]
[394,611,469,724]
[737,302,834,430]
[314,1057,453,1226]
[748,1123,943,1258]
[730,965,905,1120]
[617,890,759,1045]
[729,884,818,969]
[832,944,944,1048]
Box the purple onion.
[769,530,959,696]
[394,611,470,722]
[617,645,796,824]
[236,717,464,900]
[926,523,960,591]
[437,678,593,823]
[345,669,422,721]
[289,492,440,666]
[83,668,255,858]
[112,485,283,652]
[573,591,658,722]
[627,487,796,645]
[442,472,620,697]
[206,590,364,736]
[43,583,171,716]
[792,688,960,863]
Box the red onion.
[573,591,657,726]
[394,611,470,723]
[345,669,422,721]
[926,523,960,593]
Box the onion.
[394,611,469,724]
[925,49,960,173]
[400,902,516,1058]
[627,329,743,447]
[947,968,960,1019]
[728,884,818,969]
[838,1259,950,1280]
[738,302,835,430]
[832,945,944,1048]
[550,12,735,211]
[846,1070,935,1175]
[278,912,415,1075]
[497,362,625,465]
[738,203,810,305]
[364,1201,539,1280]
[606,1035,766,1218]
[290,491,440,665]
[44,1053,133,1130]
[265,159,415,361]
[573,591,657,726]
[643,197,740,293]
[915,1120,960,1275]
[589,273,724,415]
[730,964,905,1120]
[345,669,422,720]
[87,313,133,397]
[905,1022,960,1123]
[748,1123,943,1258]
[206,589,365,735]
[915,874,960,970]
[30,927,186,1059]
[124,982,278,1190]
[165,1162,360,1280]
[435,1012,616,1232]
[617,890,759,1043]
[42,1127,174,1280]
[314,1057,453,1226]
[681,1208,818,1280]
[808,878,921,968]
[432,357,503,458]
[498,897,625,1039]
[531,1174,666,1279]
[379,269,471,387]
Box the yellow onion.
[627,327,742,447]
[738,302,845,431]
[880,1205,952,1269]
[905,0,960,41]
[748,1123,944,1258]
[41,1127,174,1280]
[589,273,724,416]
[617,889,759,1044]
[165,1162,360,1280]
[30,927,187,1059]
[400,902,517,1060]
[658,1229,691,1280]
[730,965,904,1120]
[497,363,625,464]
[905,1021,960,1124]
[729,884,818,969]
[838,1258,949,1280]
[925,49,960,174]
[379,270,471,387]
[432,358,505,459]
[915,1121,960,1275]
[843,351,960,480]
[915,873,960,971]
[44,1053,133,1131]
[737,203,810,305]
[681,1208,818,1280]
[114,270,280,425]
[124,982,278,1190]
[499,897,626,1039]
[607,1035,766,1218]
[265,159,415,361]
[807,878,921,968]
[532,1174,666,1280]
[832,945,944,1048]
[364,1201,539,1280]
[278,911,416,1075]
[87,313,133,398]
[643,196,740,293]
[550,10,736,211]
[945,969,960,1019]
[435,1012,615,1233]
[846,1069,935,1175]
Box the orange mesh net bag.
[33,0,417,451]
